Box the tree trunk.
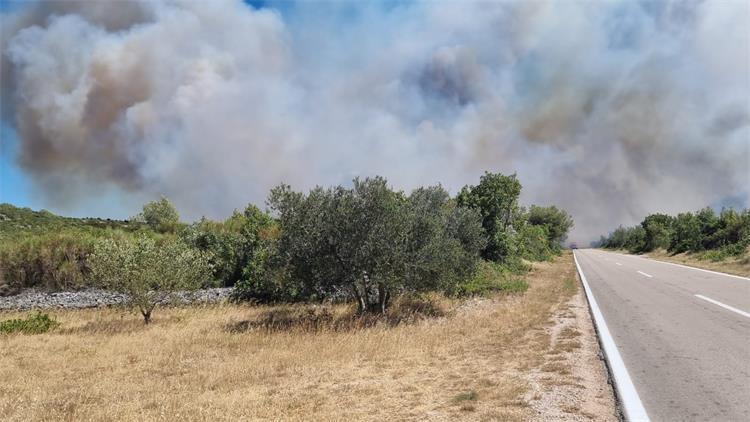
[351,284,366,313]
[377,282,389,314]
[360,271,371,313]
[142,310,151,324]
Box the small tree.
[641,213,674,252]
[526,205,574,251]
[138,197,180,233]
[89,236,211,324]
[456,172,522,262]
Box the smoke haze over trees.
[1,0,748,244]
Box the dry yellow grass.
[642,248,750,277]
[0,253,582,421]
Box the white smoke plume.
[1,0,748,243]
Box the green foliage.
[136,197,180,233]
[2,171,574,314]
[516,223,553,261]
[456,172,522,262]
[671,212,701,253]
[452,260,529,296]
[0,312,60,334]
[525,205,574,251]
[241,177,486,312]
[641,213,673,252]
[600,207,750,257]
[0,231,98,294]
[0,203,145,241]
[180,205,275,287]
[88,235,212,323]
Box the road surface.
[574,249,750,421]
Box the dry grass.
[0,253,580,421]
[640,248,750,277]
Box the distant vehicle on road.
[569,243,578,249]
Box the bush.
[516,223,553,261]
[0,312,60,334]
[180,206,275,287]
[0,231,98,294]
[89,235,212,324]
[453,261,529,296]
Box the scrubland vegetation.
[1,172,573,323]
[0,173,611,420]
[598,207,750,275]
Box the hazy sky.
[1,0,748,243]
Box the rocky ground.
[0,287,232,311]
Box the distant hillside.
[0,203,146,240]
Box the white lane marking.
[574,252,651,422]
[603,250,750,281]
[637,271,653,278]
[694,294,750,319]
[616,262,623,266]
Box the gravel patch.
[0,287,233,311]
[523,285,618,421]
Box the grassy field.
[0,252,610,421]
[641,247,750,278]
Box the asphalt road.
[574,249,750,422]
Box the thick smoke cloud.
[1,0,748,243]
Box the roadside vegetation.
[597,207,750,276]
[0,173,614,420]
[0,254,615,421]
[1,171,573,323]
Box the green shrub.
[0,312,60,334]
[0,231,98,293]
[453,260,529,296]
[89,235,212,324]
[516,223,553,261]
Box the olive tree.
[262,177,484,313]
[89,236,211,324]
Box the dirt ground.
[521,283,618,421]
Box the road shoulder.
[522,259,618,421]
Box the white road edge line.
[616,262,623,266]
[574,252,650,422]
[607,251,750,281]
[694,294,750,319]
[637,271,653,278]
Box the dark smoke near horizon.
[1,0,748,243]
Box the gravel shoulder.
[523,278,618,421]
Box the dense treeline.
[1,172,574,318]
[598,207,750,259]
